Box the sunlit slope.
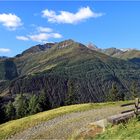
[0,102,126,139]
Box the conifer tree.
[28,95,41,115]
[5,101,15,120]
[107,83,119,101]
[13,94,28,118]
[130,82,138,99]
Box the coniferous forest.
[1,40,140,123]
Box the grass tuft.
[95,118,140,139]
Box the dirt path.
[9,105,133,140]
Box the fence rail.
[121,98,140,116]
[107,98,140,125]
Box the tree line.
[0,91,51,123]
[106,82,139,101]
[0,82,139,124]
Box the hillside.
[115,49,140,59]
[10,40,140,102]
[0,101,130,139]
[87,43,140,60]
[1,39,140,124]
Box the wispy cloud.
[28,33,62,42]
[37,26,53,33]
[16,36,29,41]
[16,26,62,43]
[0,13,22,30]
[0,48,11,53]
[42,6,104,24]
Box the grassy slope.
[95,118,140,139]
[14,41,110,76]
[0,102,126,139]
[116,50,140,59]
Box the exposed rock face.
[22,43,55,55]
[87,43,101,52]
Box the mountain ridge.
[0,39,140,124]
[86,43,140,59]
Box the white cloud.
[28,32,62,42]
[42,6,103,24]
[16,36,29,41]
[16,25,62,42]
[51,33,62,38]
[37,26,53,33]
[28,33,49,42]
[16,33,62,43]
[0,48,11,53]
[0,13,22,30]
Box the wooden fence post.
[134,98,139,117]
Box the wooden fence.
[121,98,140,117]
[108,98,140,124]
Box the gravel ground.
[9,105,133,140]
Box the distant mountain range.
[0,39,140,113]
[87,43,140,59]
[13,41,140,61]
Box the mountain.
[15,43,55,57]
[87,43,101,51]
[1,39,140,123]
[105,49,140,62]
[86,44,140,61]
[102,48,124,57]
[115,50,140,59]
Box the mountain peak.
[87,43,101,51]
[57,39,75,49]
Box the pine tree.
[5,101,15,120]
[65,80,75,105]
[38,91,51,111]
[107,83,119,101]
[13,94,28,118]
[28,95,41,115]
[117,92,125,101]
[130,82,138,99]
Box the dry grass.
[0,101,129,139]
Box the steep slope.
[1,39,140,110]
[87,43,101,51]
[6,40,140,107]
[0,59,18,80]
[15,43,55,58]
[21,43,55,55]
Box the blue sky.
[0,1,140,56]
